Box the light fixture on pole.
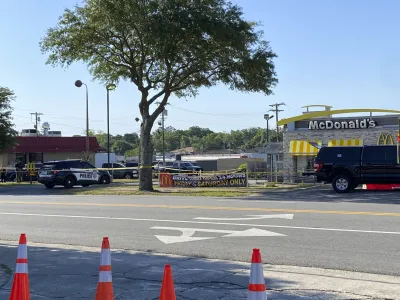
[106,84,116,166]
[75,80,89,159]
[263,114,274,144]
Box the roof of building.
[170,146,196,154]
[8,136,104,153]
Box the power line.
[269,103,285,142]
[169,104,270,116]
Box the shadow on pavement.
[0,184,109,196]
[0,242,359,299]
[2,183,400,206]
[243,186,400,205]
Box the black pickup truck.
[314,145,400,193]
[160,161,203,174]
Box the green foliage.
[88,125,281,155]
[237,163,246,172]
[124,147,140,157]
[0,87,17,153]
[151,126,282,153]
[89,130,139,155]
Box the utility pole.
[269,103,285,142]
[30,112,43,136]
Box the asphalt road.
[0,186,399,276]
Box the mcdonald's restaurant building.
[281,106,400,179]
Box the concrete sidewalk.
[0,241,399,299]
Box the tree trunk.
[139,120,154,191]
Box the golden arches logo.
[377,133,395,145]
[159,173,173,187]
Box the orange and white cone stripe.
[95,237,114,300]
[9,233,30,300]
[247,248,267,300]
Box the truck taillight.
[314,163,323,172]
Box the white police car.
[38,159,112,188]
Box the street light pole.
[135,117,142,166]
[107,88,110,165]
[264,114,274,145]
[106,84,116,166]
[162,109,165,165]
[75,80,89,159]
[264,114,274,182]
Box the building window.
[28,153,43,163]
[16,153,26,165]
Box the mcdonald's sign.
[27,162,36,176]
[159,173,173,187]
[377,133,395,145]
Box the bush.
[237,163,247,172]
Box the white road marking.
[194,214,294,221]
[218,199,296,203]
[151,226,285,244]
[0,212,399,235]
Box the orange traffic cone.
[159,264,176,300]
[247,248,267,300]
[9,233,30,300]
[95,237,114,300]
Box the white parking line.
[0,212,399,235]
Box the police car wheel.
[100,175,110,184]
[64,176,76,188]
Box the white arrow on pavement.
[194,214,294,221]
[222,228,285,237]
[151,226,286,244]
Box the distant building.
[0,136,103,166]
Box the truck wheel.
[64,176,76,188]
[332,174,352,193]
[124,173,133,179]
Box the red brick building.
[0,136,103,167]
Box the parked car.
[314,145,400,193]
[37,159,112,188]
[160,161,203,174]
[125,162,139,168]
[102,162,138,179]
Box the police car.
[37,159,112,189]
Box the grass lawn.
[67,183,314,197]
[0,181,40,187]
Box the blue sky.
[1,0,400,136]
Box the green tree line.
[88,126,282,156]
[0,87,17,153]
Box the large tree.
[40,0,278,191]
[0,87,16,153]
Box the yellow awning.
[328,139,363,147]
[289,140,322,156]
